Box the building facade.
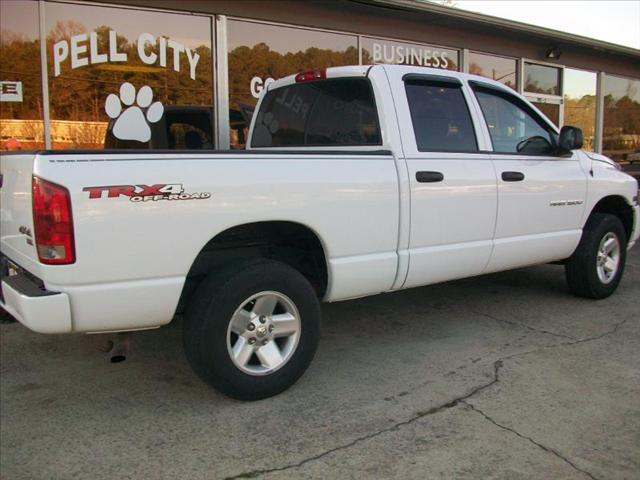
[1,0,639,163]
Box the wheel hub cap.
[256,325,268,338]
[226,291,301,376]
[596,232,621,285]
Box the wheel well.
[176,221,328,314]
[590,196,634,240]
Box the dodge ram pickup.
[1,65,638,400]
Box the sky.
[450,0,640,49]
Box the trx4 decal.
[83,184,211,202]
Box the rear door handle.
[501,171,525,182]
[416,171,444,183]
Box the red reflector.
[294,68,327,83]
[32,176,75,265]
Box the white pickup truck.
[1,65,638,400]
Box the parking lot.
[1,246,638,480]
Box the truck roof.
[266,64,513,94]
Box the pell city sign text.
[53,30,200,79]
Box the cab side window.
[405,79,478,152]
[473,87,556,155]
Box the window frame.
[403,74,480,154]
[523,61,563,97]
[470,80,560,156]
[41,0,216,151]
[250,77,383,148]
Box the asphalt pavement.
[1,246,639,480]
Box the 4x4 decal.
[83,184,211,202]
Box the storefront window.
[361,37,458,71]
[45,2,213,150]
[0,0,45,150]
[468,52,516,90]
[602,74,640,162]
[227,20,358,148]
[563,68,596,151]
[524,62,561,95]
[532,102,560,127]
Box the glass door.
[523,61,563,127]
[528,97,562,126]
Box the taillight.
[32,176,75,265]
[294,68,327,83]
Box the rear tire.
[183,258,320,400]
[565,213,627,299]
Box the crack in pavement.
[460,400,598,480]
[223,363,501,480]
[224,318,627,479]
[472,310,577,340]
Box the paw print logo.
[105,83,164,143]
[252,112,279,145]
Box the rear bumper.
[1,263,72,334]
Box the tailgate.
[0,153,39,266]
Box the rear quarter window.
[405,80,478,152]
[251,78,382,147]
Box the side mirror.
[557,126,583,154]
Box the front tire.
[565,213,627,299]
[183,259,321,400]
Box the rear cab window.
[251,78,382,147]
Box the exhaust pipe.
[108,333,131,363]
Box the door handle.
[501,171,525,182]
[416,171,444,183]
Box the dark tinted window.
[405,81,477,152]
[251,78,381,147]
[474,87,555,154]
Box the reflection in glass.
[532,102,560,128]
[0,0,44,150]
[468,52,516,90]
[563,68,596,151]
[602,75,640,163]
[45,1,213,150]
[227,20,358,148]
[405,82,477,152]
[524,62,561,95]
[361,37,458,71]
[476,89,554,154]
[252,78,380,147]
